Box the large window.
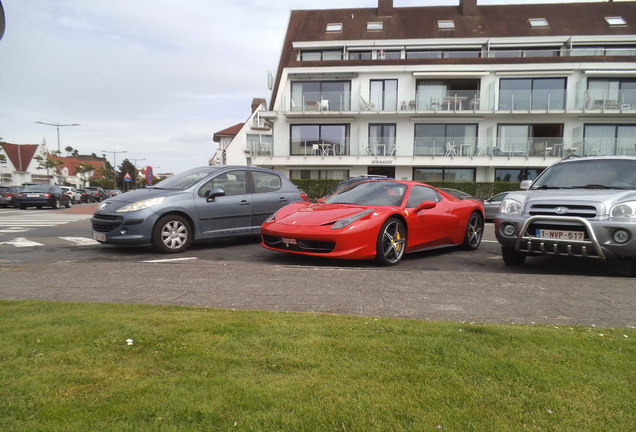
[246,134,272,156]
[495,168,544,182]
[290,124,349,156]
[416,79,480,110]
[369,79,397,110]
[289,169,349,180]
[413,168,475,182]
[291,81,351,111]
[414,123,478,156]
[499,77,566,110]
[587,78,636,109]
[497,124,564,157]
[368,124,396,156]
[584,124,636,156]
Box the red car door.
[404,185,458,250]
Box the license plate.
[281,237,297,245]
[92,232,106,242]
[27,193,40,197]
[536,229,584,241]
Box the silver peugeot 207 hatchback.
[91,166,307,253]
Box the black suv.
[84,186,108,202]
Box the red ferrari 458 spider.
[261,180,485,265]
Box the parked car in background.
[0,185,22,208]
[106,189,122,197]
[439,187,483,203]
[91,166,308,253]
[60,186,82,204]
[495,156,636,277]
[262,179,484,266]
[483,191,511,221]
[16,184,71,209]
[77,189,93,203]
[84,186,107,202]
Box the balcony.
[579,89,636,112]
[366,137,396,157]
[415,90,480,111]
[290,139,350,157]
[578,138,636,157]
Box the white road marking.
[59,237,100,246]
[0,237,43,247]
[142,257,198,263]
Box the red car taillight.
[43,193,52,198]
[2,193,12,197]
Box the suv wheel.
[501,246,526,266]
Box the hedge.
[290,179,520,200]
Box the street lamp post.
[34,121,80,154]
[102,150,127,189]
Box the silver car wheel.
[376,217,406,266]
[160,220,189,250]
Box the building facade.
[227,0,636,183]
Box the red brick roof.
[213,123,244,142]
[51,155,107,178]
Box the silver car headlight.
[610,201,636,219]
[116,196,166,213]
[499,198,523,216]
[331,209,374,230]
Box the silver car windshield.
[326,181,407,206]
[532,159,636,190]
[149,167,219,190]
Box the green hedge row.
[291,179,520,200]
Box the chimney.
[460,0,478,16]
[378,0,393,17]
[251,98,266,113]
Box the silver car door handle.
[240,200,250,205]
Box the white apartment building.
[227,0,636,184]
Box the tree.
[75,162,95,187]
[64,146,74,155]
[118,159,136,190]
[34,154,64,182]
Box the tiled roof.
[0,142,39,172]
[213,123,244,142]
[51,155,106,178]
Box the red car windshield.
[326,181,407,206]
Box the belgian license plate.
[27,193,40,197]
[281,238,297,245]
[92,232,106,242]
[536,229,584,240]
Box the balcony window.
[605,16,627,27]
[300,50,343,61]
[406,49,480,59]
[367,22,383,31]
[378,49,401,59]
[437,20,455,30]
[290,80,351,111]
[349,51,372,60]
[416,79,480,110]
[528,18,549,28]
[586,78,636,110]
[571,45,636,56]
[368,124,396,156]
[370,79,398,111]
[326,23,342,32]
[289,169,349,180]
[414,123,477,156]
[489,47,560,58]
[499,77,566,110]
[290,124,349,156]
[496,124,563,157]
[246,134,272,156]
[584,124,636,156]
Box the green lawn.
[1,300,634,431]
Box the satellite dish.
[0,0,5,40]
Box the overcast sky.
[0,0,610,173]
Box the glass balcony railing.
[413,137,479,157]
[287,91,351,112]
[415,90,480,111]
[366,137,396,157]
[289,139,350,157]
[494,137,565,157]
[579,138,636,157]
[579,89,636,111]
[246,140,272,156]
[498,89,566,110]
